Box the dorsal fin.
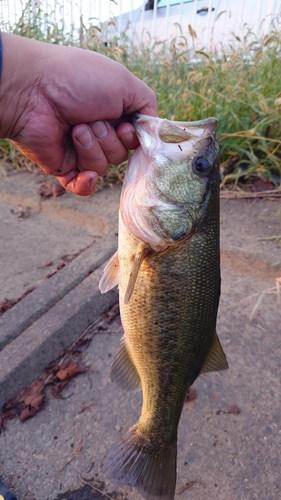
[110,336,141,391]
[124,247,150,304]
[201,332,228,373]
[99,251,120,294]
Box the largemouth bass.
[99,114,228,500]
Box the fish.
[99,113,228,500]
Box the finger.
[90,121,129,166]
[123,75,158,117]
[51,140,77,177]
[57,169,98,196]
[72,124,110,176]
[116,122,139,150]
[137,93,158,117]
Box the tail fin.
[100,426,177,500]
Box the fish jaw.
[120,114,219,249]
[133,113,217,158]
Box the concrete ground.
[0,169,280,500]
[0,171,120,408]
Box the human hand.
[0,33,157,195]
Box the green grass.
[1,3,281,188]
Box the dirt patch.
[221,249,281,282]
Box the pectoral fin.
[124,247,150,304]
[110,336,141,391]
[201,332,229,373]
[99,251,120,294]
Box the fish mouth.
[133,113,217,127]
[132,113,217,157]
[133,113,217,141]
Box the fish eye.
[192,156,212,176]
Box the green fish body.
[99,114,228,500]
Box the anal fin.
[99,251,119,294]
[124,246,150,305]
[201,331,228,373]
[110,336,141,391]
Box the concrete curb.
[0,241,117,350]
[0,263,118,409]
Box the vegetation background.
[1,4,281,189]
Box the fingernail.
[92,121,108,139]
[89,172,98,190]
[76,127,93,147]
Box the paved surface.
[0,170,120,407]
[0,169,281,500]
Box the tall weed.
[1,4,281,186]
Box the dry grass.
[1,3,281,188]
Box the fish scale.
[99,113,228,500]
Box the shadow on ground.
[54,479,128,500]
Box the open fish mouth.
[133,112,217,138]
[133,112,217,128]
[131,113,217,160]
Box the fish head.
[120,114,219,247]
[133,113,219,204]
